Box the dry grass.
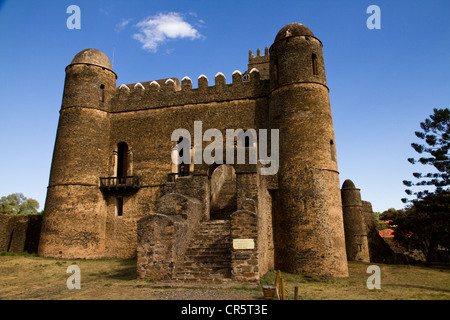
[0,253,449,300]
[261,262,450,300]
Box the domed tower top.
[274,23,315,43]
[269,22,327,89]
[341,179,362,207]
[62,48,117,110]
[342,179,357,190]
[69,48,113,72]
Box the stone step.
[192,232,230,238]
[186,240,230,245]
[173,269,232,278]
[172,219,232,282]
[172,274,232,282]
[179,257,231,265]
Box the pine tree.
[402,108,450,203]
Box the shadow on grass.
[106,259,137,281]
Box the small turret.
[247,47,269,80]
[341,179,370,262]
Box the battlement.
[249,47,269,62]
[110,68,269,113]
[247,47,269,80]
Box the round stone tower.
[269,23,348,277]
[341,179,370,262]
[39,49,117,258]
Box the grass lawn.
[0,253,449,300]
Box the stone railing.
[136,193,202,281]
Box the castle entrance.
[209,164,237,220]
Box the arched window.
[312,54,318,76]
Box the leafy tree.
[0,193,40,215]
[386,192,449,265]
[402,108,450,203]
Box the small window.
[330,139,336,161]
[116,197,123,217]
[273,59,279,81]
[99,84,105,102]
[312,54,318,76]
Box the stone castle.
[33,23,381,282]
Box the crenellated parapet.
[248,47,269,80]
[110,68,268,112]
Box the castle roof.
[70,48,113,71]
[342,179,356,189]
[274,23,315,43]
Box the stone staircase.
[172,220,232,282]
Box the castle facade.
[38,23,372,281]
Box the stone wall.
[137,193,202,280]
[0,214,42,253]
[362,201,409,264]
[256,161,277,276]
[230,210,259,282]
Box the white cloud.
[115,18,131,31]
[133,12,203,52]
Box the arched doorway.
[209,164,237,220]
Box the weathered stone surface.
[231,210,259,282]
[0,215,42,253]
[137,193,202,280]
[341,180,370,262]
[40,22,364,280]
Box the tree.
[392,108,450,265]
[0,193,40,215]
[402,108,450,203]
[386,192,450,265]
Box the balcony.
[99,176,140,194]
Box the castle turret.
[341,179,370,262]
[269,23,348,277]
[39,49,117,258]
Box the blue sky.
[0,0,449,213]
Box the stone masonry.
[38,22,394,282]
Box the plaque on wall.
[233,238,255,250]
